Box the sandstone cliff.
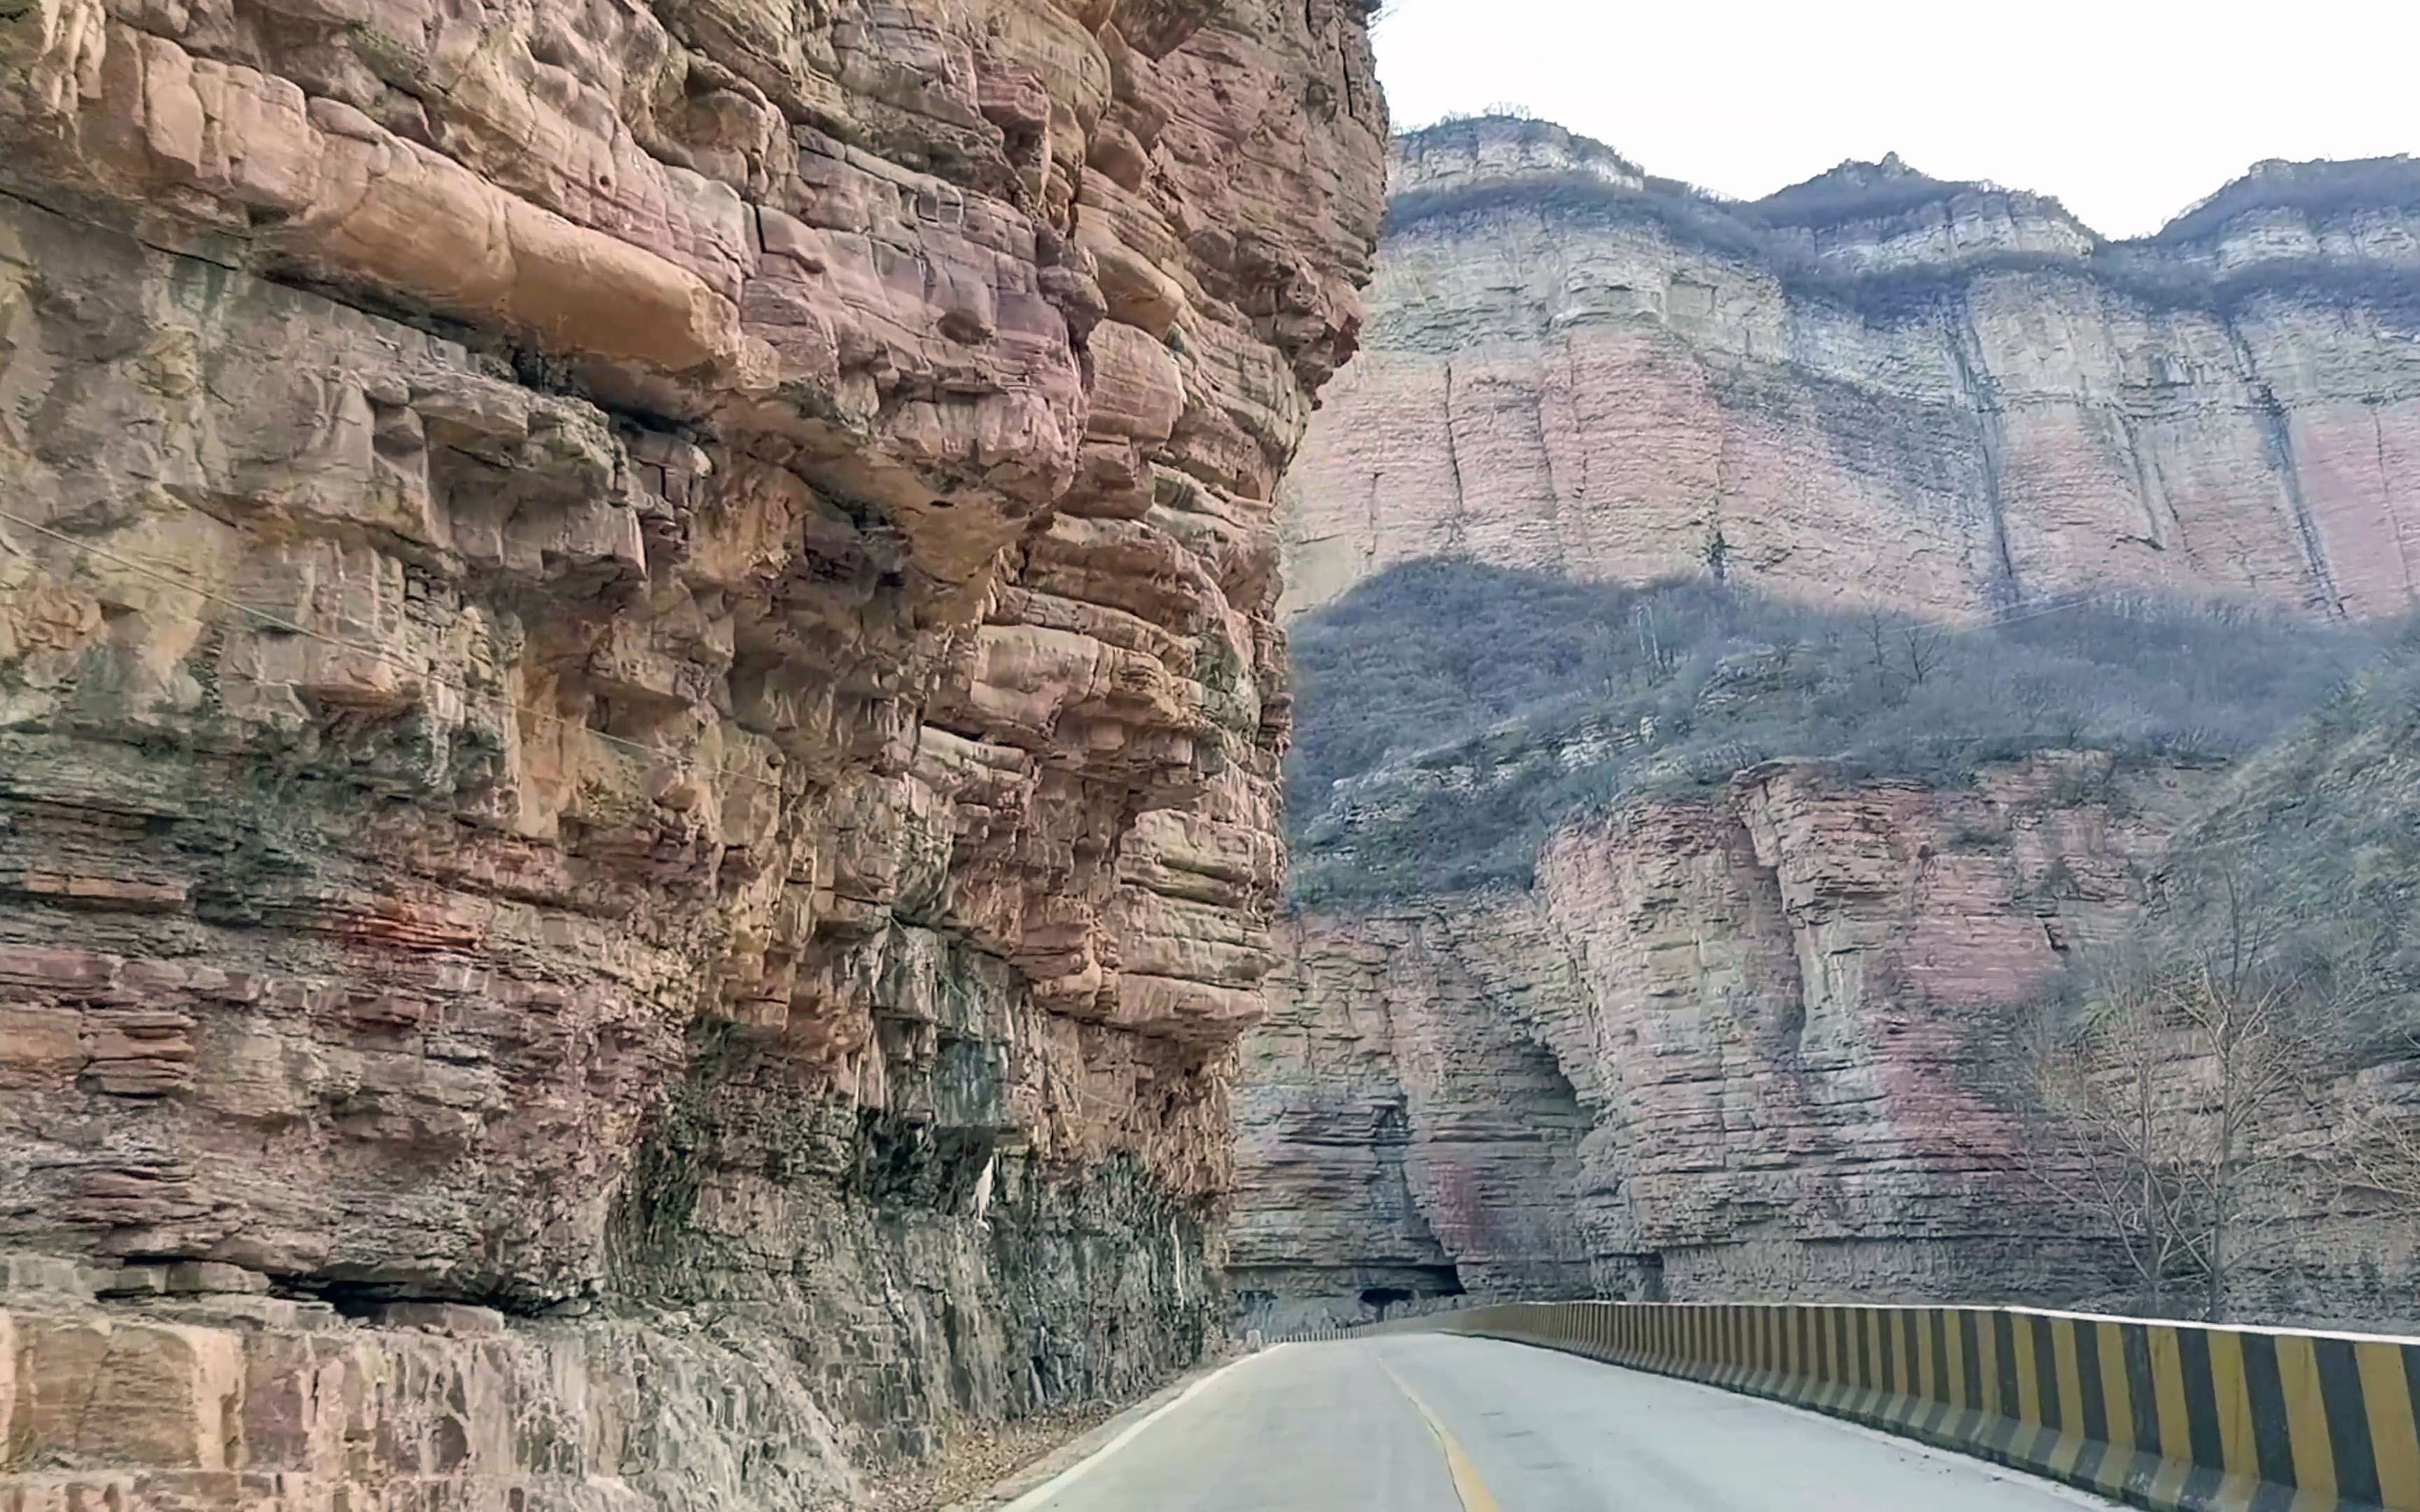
[1282,117,2420,622]
[1246,736,2420,1334]
[1231,897,1594,1333]
[1240,752,2202,1330]
[0,0,1385,1503]
[1235,118,2420,1336]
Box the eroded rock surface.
[1237,758,2225,1329]
[0,0,1386,1502]
[1230,902,1594,1334]
[1285,118,2420,622]
[1237,119,2420,1334]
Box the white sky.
[1372,0,2420,239]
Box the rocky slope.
[0,0,1384,1504]
[1244,736,2420,1334]
[1282,117,2420,622]
[1231,899,1595,1333]
[1239,736,2215,1329]
[1237,120,2420,1335]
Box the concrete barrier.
[1291,1301,2420,1511]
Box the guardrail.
[1281,1300,2420,1512]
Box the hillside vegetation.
[2157,634,2420,1030]
[2153,156,2420,244]
[1980,630,2420,1324]
[1286,561,2385,903]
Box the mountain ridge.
[1393,113,2420,251]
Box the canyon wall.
[1230,899,1597,1334]
[1251,738,2420,1332]
[0,0,1384,1504]
[1241,757,2211,1329]
[1238,118,2420,1335]
[1282,118,2420,622]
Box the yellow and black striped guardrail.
[1283,1301,2420,1511]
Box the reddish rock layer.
[1237,758,2229,1327]
[1284,119,2420,622]
[0,0,1386,1503]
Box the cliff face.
[1240,757,2223,1328]
[1283,118,2420,622]
[1230,902,1595,1334]
[1235,122,2420,1331]
[0,0,1384,1503]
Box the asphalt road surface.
[1012,1334,2116,1511]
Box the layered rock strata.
[1237,757,2225,1328]
[1284,118,2420,622]
[0,0,1385,1503]
[1230,902,1594,1334]
[1242,119,2420,1332]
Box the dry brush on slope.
[1992,637,2420,1325]
[2003,906,2339,1324]
[1244,582,2420,1333]
[1285,559,2381,902]
[2038,636,2420,1322]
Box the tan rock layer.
[0,0,1385,1502]
[1238,758,2283,1328]
[1284,119,2420,622]
[1230,902,1597,1337]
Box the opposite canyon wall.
[1239,118,2420,1334]
[1237,757,2218,1331]
[1283,118,2420,622]
[0,0,1385,1504]
[1248,736,2420,1335]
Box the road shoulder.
[939,1347,1258,1511]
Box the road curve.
[1015,1334,2117,1511]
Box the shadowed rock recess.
[0,0,1384,1502]
[1235,115,2420,1337]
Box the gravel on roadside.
[854,1404,1118,1511]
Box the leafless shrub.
[2005,867,2336,1321]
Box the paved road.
[1015,1334,2114,1511]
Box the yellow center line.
[1376,1353,1505,1512]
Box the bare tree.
[2334,1028,2420,1243]
[1702,522,1733,584]
[2172,957,2324,1320]
[2345,1072,2420,1209]
[2013,956,2205,1315]
[1902,625,1945,687]
[1862,611,1900,703]
[1847,613,1947,696]
[1631,604,1678,680]
[2008,900,2328,1321]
